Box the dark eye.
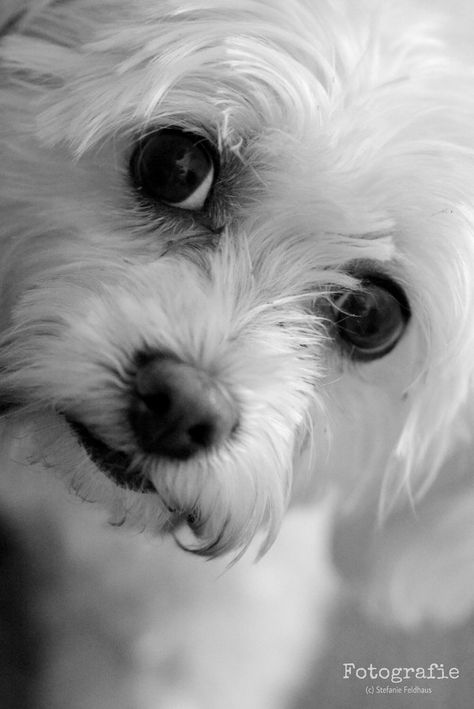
[331,276,410,361]
[130,129,217,211]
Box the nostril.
[142,391,172,417]
[188,422,214,447]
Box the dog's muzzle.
[68,355,239,491]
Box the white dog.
[1,0,474,707]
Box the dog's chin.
[65,418,213,547]
[66,419,156,493]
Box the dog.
[2,0,474,707]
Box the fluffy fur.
[2,0,474,706]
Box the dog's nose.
[130,356,239,460]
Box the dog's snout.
[130,356,239,460]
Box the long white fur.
[2,3,474,705]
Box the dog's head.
[1,0,474,557]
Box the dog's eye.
[331,277,410,361]
[130,129,217,211]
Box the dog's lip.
[66,418,156,494]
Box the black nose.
[130,356,239,460]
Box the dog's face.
[1,0,474,556]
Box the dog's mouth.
[66,419,156,493]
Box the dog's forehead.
[2,0,449,154]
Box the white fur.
[2,0,474,706]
